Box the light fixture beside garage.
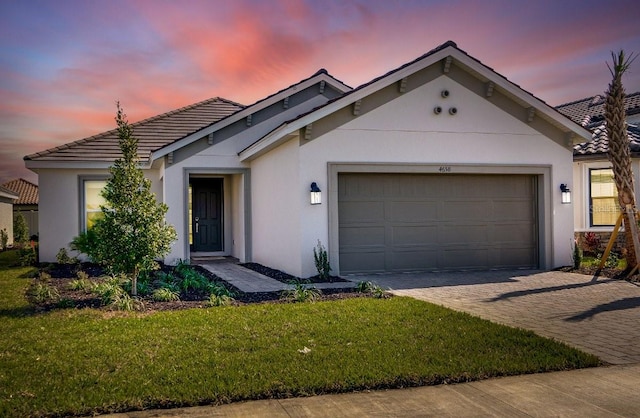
[310,182,322,205]
[560,184,571,204]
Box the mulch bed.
[31,262,365,313]
[240,262,349,283]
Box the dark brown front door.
[191,179,223,252]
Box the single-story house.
[0,185,19,247]
[26,41,591,277]
[556,92,640,247]
[1,178,39,239]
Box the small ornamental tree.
[13,211,29,247]
[74,103,176,295]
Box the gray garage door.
[338,173,538,273]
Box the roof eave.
[151,72,352,163]
[239,45,592,162]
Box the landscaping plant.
[0,228,7,251]
[281,279,321,302]
[13,211,29,247]
[313,240,331,281]
[71,103,176,295]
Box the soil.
[31,262,368,313]
[556,264,640,282]
[241,262,349,283]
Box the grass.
[0,250,600,417]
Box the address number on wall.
[438,166,452,173]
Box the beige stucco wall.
[250,138,302,274]
[0,200,14,246]
[36,168,163,262]
[285,76,574,277]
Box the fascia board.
[24,160,150,170]
[0,190,19,200]
[151,73,351,162]
[240,48,456,161]
[449,51,592,140]
[240,46,591,162]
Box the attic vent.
[283,97,289,109]
[589,95,604,107]
[246,114,252,127]
[485,82,494,97]
[208,133,214,145]
[319,80,326,94]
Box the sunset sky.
[1,0,639,184]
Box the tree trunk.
[606,50,637,270]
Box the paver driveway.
[349,270,640,365]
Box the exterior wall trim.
[182,168,251,262]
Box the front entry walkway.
[349,270,640,365]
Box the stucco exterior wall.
[250,138,302,275]
[291,77,574,276]
[0,200,13,246]
[37,168,162,262]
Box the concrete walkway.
[105,363,640,417]
[353,270,640,365]
[199,262,355,293]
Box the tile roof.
[0,178,38,205]
[25,97,244,163]
[557,92,640,129]
[559,92,640,158]
[573,123,640,158]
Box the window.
[83,180,108,230]
[589,168,618,227]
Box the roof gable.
[239,41,592,161]
[0,178,38,205]
[0,185,19,201]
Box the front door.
[191,179,223,252]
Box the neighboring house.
[557,92,640,244]
[26,41,590,277]
[0,186,19,247]
[1,178,39,239]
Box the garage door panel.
[339,226,385,246]
[392,225,439,245]
[493,223,534,243]
[440,248,489,268]
[493,200,534,221]
[339,201,385,223]
[391,250,439,270]
[340,250,386,273]
[389,201,438,221]
[443,201,491,220]
[440,224,489,244]
[338,173,538,273]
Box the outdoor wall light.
[310,182,322,205]
[560,184,571,204]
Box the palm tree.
[606,50,637,270]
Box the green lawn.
[0,250,600,417]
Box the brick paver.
[349,270,640,365]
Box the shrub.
[0,228,8,250]
[111,292,144,311]
[356,281,387,298]
[18,245,37,266]
[313,240,332,281]
[281,280,321,303]
[93,276,126,305]
[68,278,92,291]
[571,239,582,269]
[152,287,180,302]
[56,248,79,265]
[207,294,234,307]
[13,211,29,247]
[26,276,60,305]
[207,282,235,298]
